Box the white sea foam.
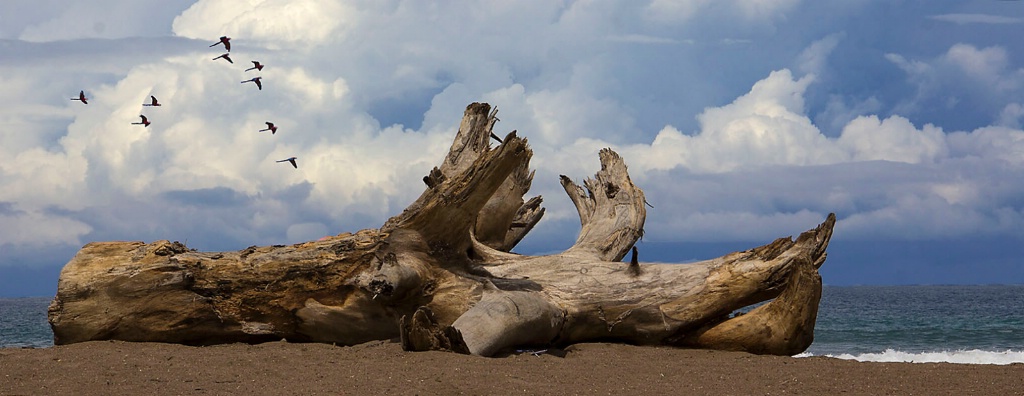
[795,349,1024,365]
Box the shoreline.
[2,341,1022,395]
[7,341,1024,365]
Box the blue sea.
[3,285,1023,364]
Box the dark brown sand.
[2,341,1022,395]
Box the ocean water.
[0,297,51,349]
[2,286,1023,364]
[799,284,1024,365]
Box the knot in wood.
[604,182,619,199]
[368,279,395,299]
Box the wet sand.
[2,340,1022,395]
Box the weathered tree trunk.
[48,102,835,356]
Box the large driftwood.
[48,102,835,356]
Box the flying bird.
[71,90,88,104]
[210,36,231,51]
[213,53,233,64]
[260,122,278,134]
[245,61,264,72]
[143,96,161,106]
[131,115,151,127]
[276,157,297,168]
[241,77,262,90]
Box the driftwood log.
[48,102,835,356]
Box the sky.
[2,0,1024,297]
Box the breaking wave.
[796,349,1024,365]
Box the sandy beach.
[2,340,1022,395]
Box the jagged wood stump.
[48,102,836,356]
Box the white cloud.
[732,0,802,20]
[14,2,192,42]
[0,1,67,39]
[944,44,1022,92]
[814,95,883,136]
[947,126,1024,165]
[0,148,87,211]
[607,34,684,45]
[621,69,844,173]
[0,210,92,247]
[929,14,1024,25]
[644,0,800,23]
[998,103,1024,128]
[886,43,1024,127]
[540,65,1024,242]
[644,0,712,22]
[4,1,1024,280]
[285,222,328,243]
[836,115,947,164]
[885,53,931,76]
[796,33,842,76]
[172,0,355,47]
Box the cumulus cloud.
[814,95,883,137]
[172,0,355,47]
[544,65,1024,242]
[10,1,192,41]
[886,43,1024,130]
[3,0,1024,287]
[0,207,92,247]
[619,69,842,173]
[835,115,947,164]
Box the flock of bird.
[71,35,298,169]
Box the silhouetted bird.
[241,77,262,90]
[245,61,264,72]
[260,122,278,134]
[276,157,297,168]
[210,36,231,51]
[213,53,233,64]
[131,115,151,127]
[143,96,161,106]
[71,90,88,104]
